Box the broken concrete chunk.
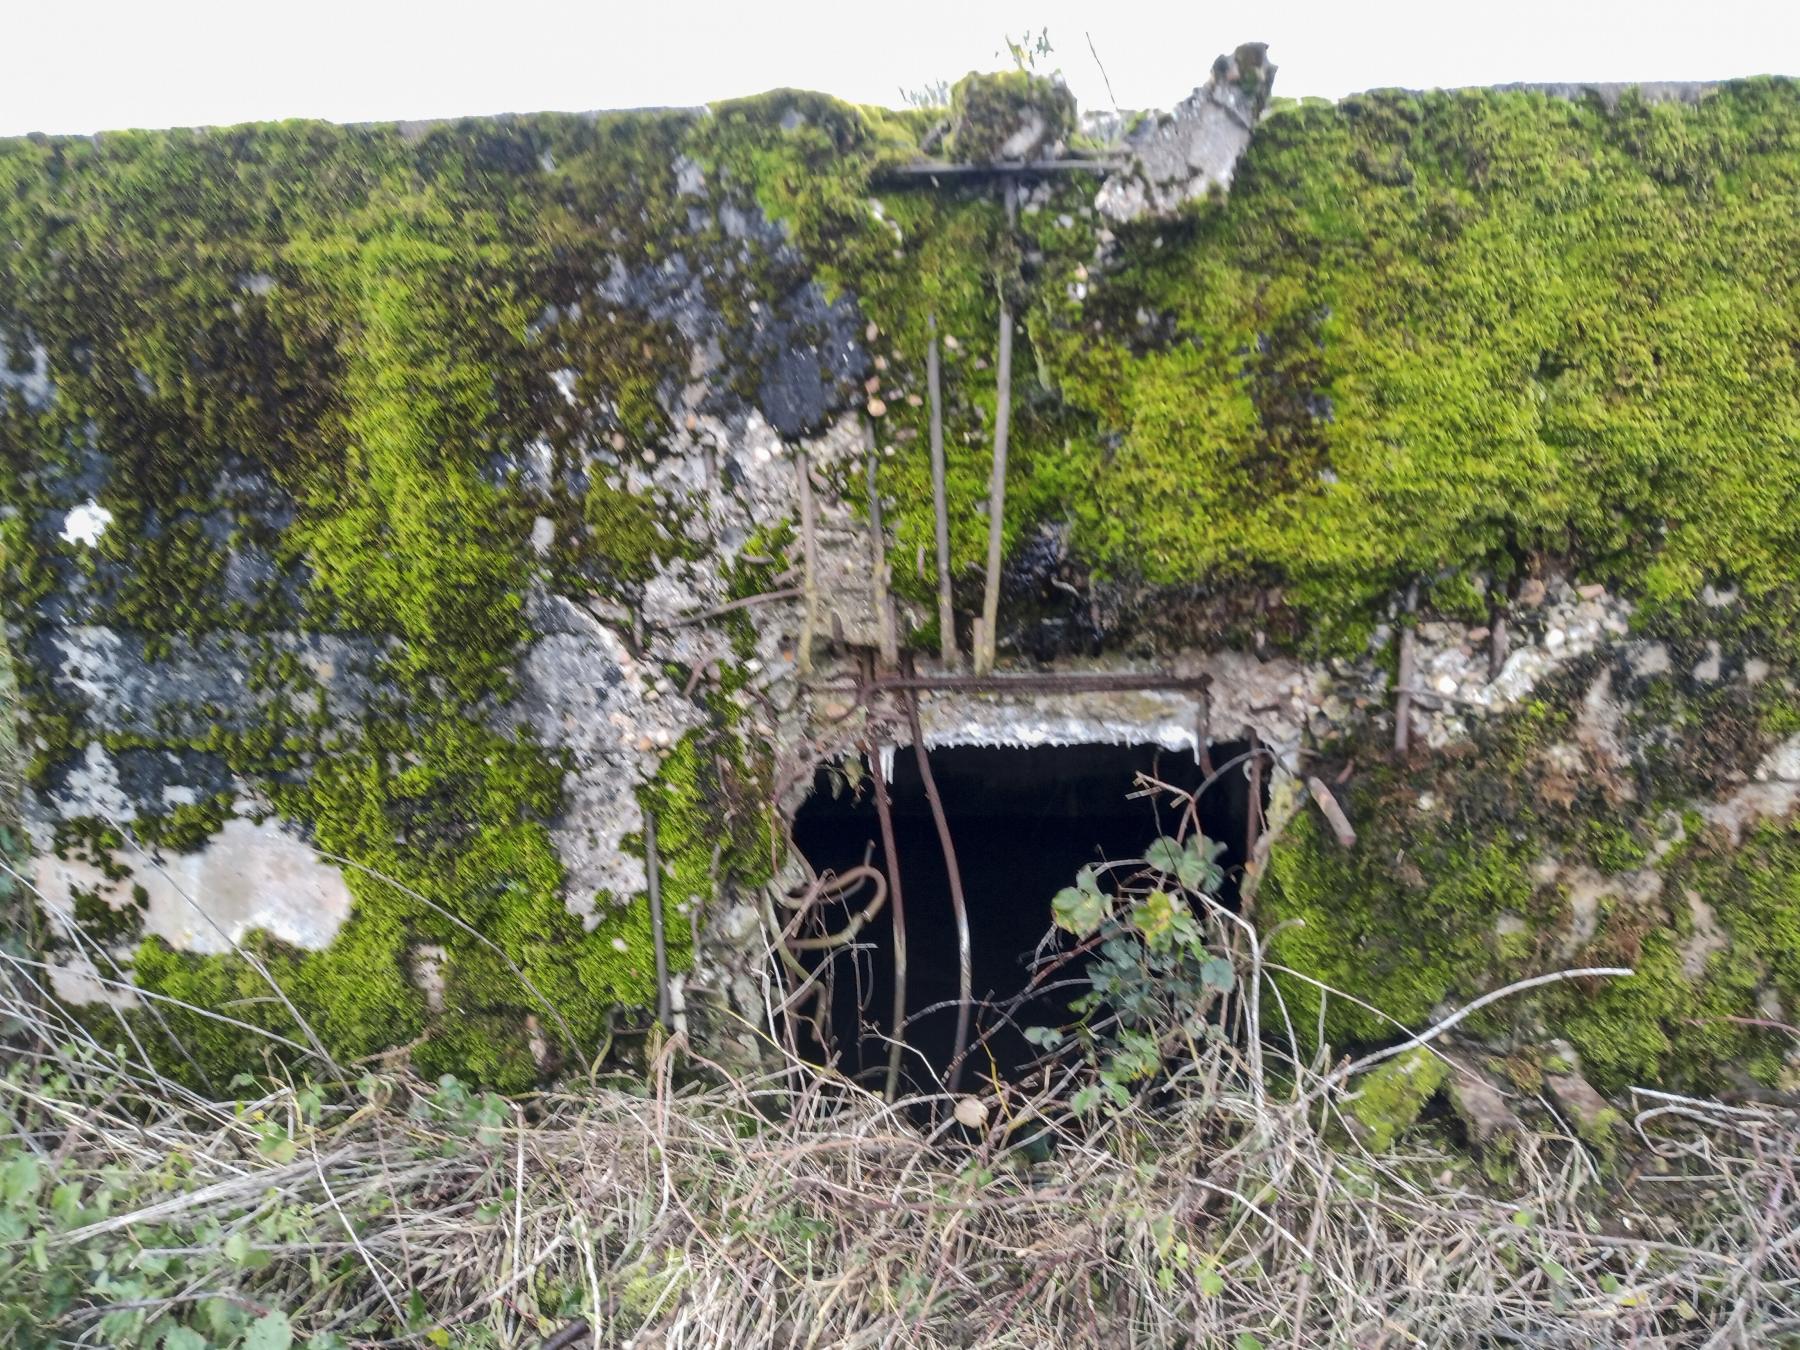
[1445,1068,1524,1162]
[1346,1046,1448,1152]
[1545,1071,1624,1155]
[1096,43,1276,224]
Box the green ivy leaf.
[1144,837,1184,875]
[243,1310,293,1350]
[1052,885,1108,938]
[1132,890,1184,951]
[0,1153,41,1207]
[1177,835,1227,893]
[1199,956,1236,993]
[1070,1085,1102,1115]
[1197,1267,1225,1298]
[161,1327,206,1350]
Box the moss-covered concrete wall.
[4,63,1799,1094]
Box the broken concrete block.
[1545,1071,1624,1155]
[1445,1068,1524,1164]
[1347,1047,1449,1152]
[1095,43,1276,224]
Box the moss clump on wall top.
[946,70,1078,163]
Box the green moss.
[291,195,533,704]
[583,477,692,588]
[1267,660,1800,1093]
[1553,819,1800,1090]
[1040,80,1800,654]
[1266,800,1539,1047]
[1584,820,1650,875]
[640,721,776,942]
[70,887,144,945]
[133,794,235,854]
[1347,1048,1449,1152]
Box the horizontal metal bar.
[859,671,1212,696]
[872,156,1123,183]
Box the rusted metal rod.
[869,735,909,1102]
[927,314,958,666]
[857,671,1215,696]
[974,177,1017,677]
[899,654,974,1098]
[1305,776,1357,848]
[866,424,899,667]
[783,865,889,950]
[666,586,802,627]
[644,808,671,1027]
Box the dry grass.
[2,873,1798,1347]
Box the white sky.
[3,0,1797,137]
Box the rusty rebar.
[927,314,958,666]
[644,808,671,1027]
[841,670,1215,697]
[898,653,973,1098]
[866,422,899,668]
[868,734,909,1102]
[975,178,1017,676]
[1305,775,1357,848]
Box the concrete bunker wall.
[3,60,1800,1097]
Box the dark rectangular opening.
[788,739,1261,1092]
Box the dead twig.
[1304,776,1356,848]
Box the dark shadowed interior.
[789,740,1259,1092]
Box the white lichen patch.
[1681,889,1732,980]
[60,500,114,547]
[411,944,449,1013]
[1546,862,1664,962]
[35,817,355,978]
[0,337,54,409]
[45,950,134,1010]
[508,588,705,922]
